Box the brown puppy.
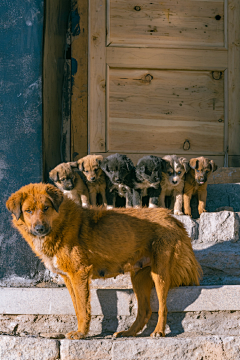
[183,156,217,216]
[6,183,201,340]
[74,155,107,207]
[159,155,189,215]
[49,162,90,208]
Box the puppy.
[74,155,107,207]
[49,162,89,208]
[183,156,217,216]
[159,155,189,215]
[134,155,165,208]
[6,183,201,340]
[101,153,137,208]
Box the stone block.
[173,215,199,240]
[199,211,239,243]
[206,183,240,212]
[0,336,59,360]
[60,339,113,360]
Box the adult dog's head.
[73,155,103,183]
[101,154,135,185]
[135,156,165,186]
[6,183,63,237]
[162,155,189,186]
[49,162,78,191]
[189,156,217,185]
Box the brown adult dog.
[159,155,189,215]
[183,156,217,216]
[6,183,201,339]
[49,162,89,208]
[74,155,107,207]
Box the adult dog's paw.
[113,330,134,338]
[150,331,165,338]
[66,331,85,340]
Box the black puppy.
[101,154,137,208]
[134,155,166,208]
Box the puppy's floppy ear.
[124,156,134,171]
[45,184,63,213]
[49,169,58,183]
[95,155,103,167]
[210,160,218,172]
[6,191,24,220]
[179,157,190,173]
[101,158,109,172]
[189,158,198,170]
[161,159,168,173]
[69,162,78,169]
[77,159,84,171]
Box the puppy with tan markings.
[6,183,201,340]
[159,155,189,215]
[184,156,217,216]
[74,155,107,207]
[49,162,89,208]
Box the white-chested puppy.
[49,162,90,208]
[159,155,189,215]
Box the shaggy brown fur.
[74,155,107,207]
[159,155,189,215]
[6,183,201,340]
[184,156,217,216]
[49,162,89,208]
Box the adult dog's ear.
[45,185,63,212]
[210,160,218,172]
[6,191,23,220]
[49,169,58,183]
[179,157,190,173]
[189,158,199,170]
[77,159,84,172]
[95,155,103,167]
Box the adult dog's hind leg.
[114,266,153,338]
[151,264,171,338]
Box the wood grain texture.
[108,0,225,48]
[228,0,240,163]
[106,47,228,70]
[89,0,106,153]
[108,69,224,154]
[71,0,88,160]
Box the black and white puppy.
[101,154,137,208]
[134,155,166,208]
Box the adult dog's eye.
[43,206,49,212]
[25,209,32,214]
[177,171,181,175]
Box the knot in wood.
[142,74,153,83]
[212,71,222,80]
[134,6,141,11]
[183,139,190,151]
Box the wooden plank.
[106,47,228,70]
[227,0,240,164]
[71,0,88,160]
[109,118,224,154]
[89,0,106,153]
[108,0,225,48]
[109,69,224,122]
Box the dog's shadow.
[95,239,239,337]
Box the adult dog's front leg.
[65,267,92,340]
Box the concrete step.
[1,335,240,360]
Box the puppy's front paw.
[66,331,85,340]
[174,210,183,215]
[199,208,207,215]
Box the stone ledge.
[1,286,240,316]
[1,335,240,360]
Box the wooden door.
[87,0,240,166]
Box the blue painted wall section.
[0,0,45,281]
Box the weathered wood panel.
[108,69,224,153]
[71,0,88,161]
[108,0,225,48]
[89,0,106,153]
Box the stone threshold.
[1,285,240,316]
